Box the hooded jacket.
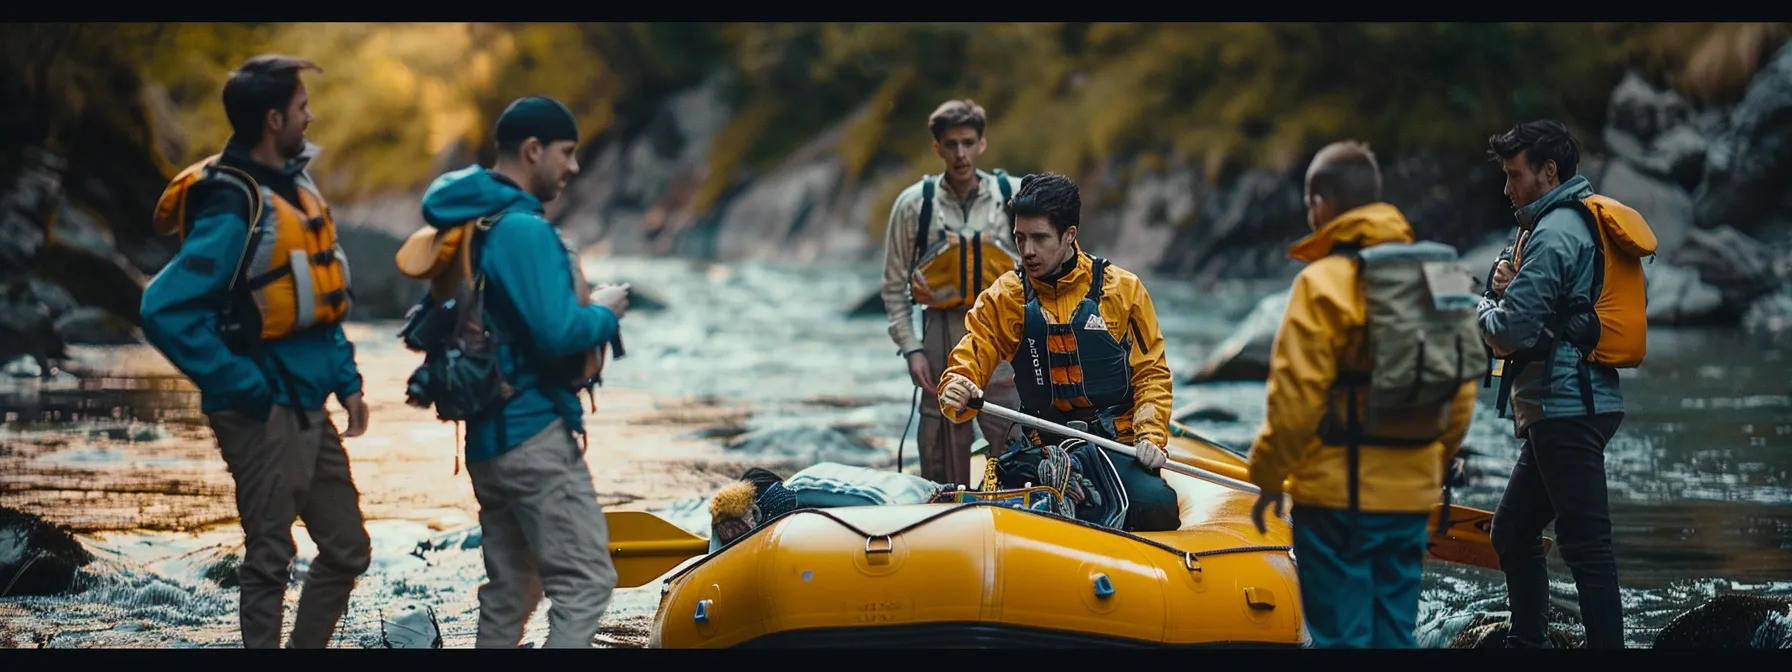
[418,164,620,462]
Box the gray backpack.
[1325,240,1487,445]
[1325,240,1487,541]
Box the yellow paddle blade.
[607,510,711,589]
[1427,503,1554,571]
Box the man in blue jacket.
[1479,119,1628,649]
[417,95,630,648]
[140,54,372,649]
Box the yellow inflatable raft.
[642,434,1306,648]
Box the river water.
[1,255,1788,648]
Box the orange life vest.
[152,155,353,342]
[908,171,1022,310]
[1513,193,1655,368]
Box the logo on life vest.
[1083,313,1108,331]
[1026,337,1045,386]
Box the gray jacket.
[1477,174,1625,438]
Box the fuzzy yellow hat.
[709,481,759,523]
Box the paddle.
[969,397,1539,571]
[965,397,1286,504]
[607,510,712,589]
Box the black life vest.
[1010,256,1136,441]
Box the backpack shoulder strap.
[1328,242,1366,278]
[994,169,1014,216]
[1540,197,1607,311]
[203,164,267,294]
[205,165,263,221]
[914,175,937,262]
[1084,256,1110,303]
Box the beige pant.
[466,419,618,648]
[919,306,1021,488]
[208,405,373,649]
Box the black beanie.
[495,95,579,146]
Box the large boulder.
[1603,70,1708,190]
[0,505,95,597]
[1695,42,1792,235]
[1184,288,1290,384]
[1653,593,1792,648]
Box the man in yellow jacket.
[1245,141,1478,648]
[937,172,1181,533]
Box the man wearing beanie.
[412,95,631,648]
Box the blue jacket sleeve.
[139,188,273,407]
[1479,214,1575,356]
[329,324,364,400]
[484,216,619,358]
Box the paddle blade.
[607,510,711,589]
[1426,504,1554,571]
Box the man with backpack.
[1244,141,1485,648]
[397,95,630,648]
[880,99,1025,488]
[140,53,372,648]
[1480,120,1653,650]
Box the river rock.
[1653,593,1792,648]
[1742,288,1792,338]
[1599,159,1696,254]
[379,601,444,648]
[1695,41,1792,234]
[1646,261,1728,324]
[1185,288,1289,384]
[0,505,95,597]
[1448,615,1579,649]
[334,224,419,322]
[1669,225,1782,314]
[1604,71,1707,190]
[1157,168,1306,282]
[55,307,143,345]
[1173,405,1240,423]
[0,283,69,379]
[845,289,887,318]
[1088,160,1199,272]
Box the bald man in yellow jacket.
[1245,141,1478,648]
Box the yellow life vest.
[152,155,353,344]
[908,170,1021,310]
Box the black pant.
[1489,412,1625,649]
[1112,450,1181,532]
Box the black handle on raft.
[966,396,985,410]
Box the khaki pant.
[208,405,373,649]
[466,419,618,648]
[919,306,1020,488]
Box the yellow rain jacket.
[1245,203,1477,514]
[939,249,1175,448]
